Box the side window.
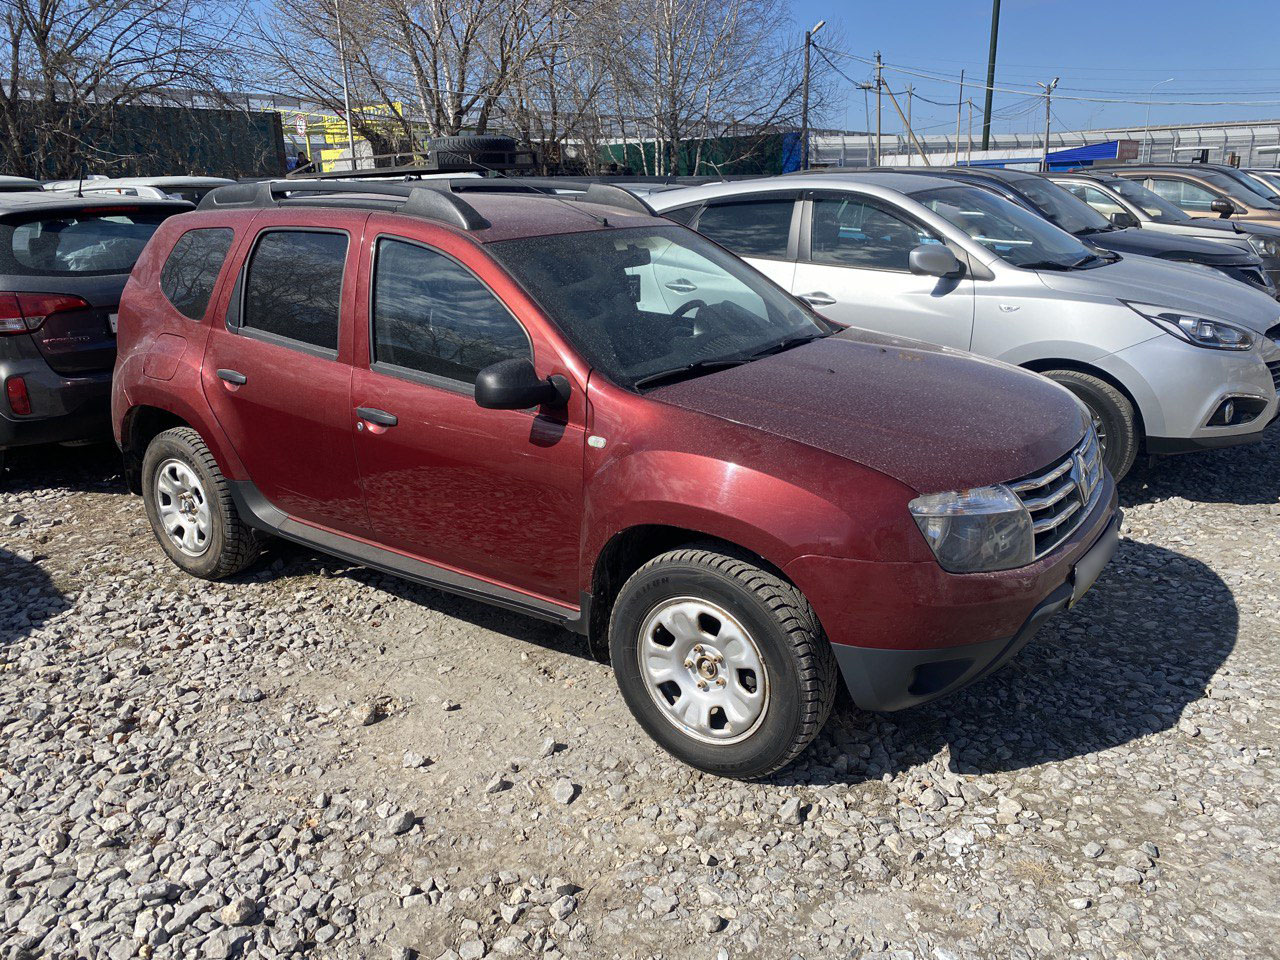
[694,199,793,258]
[242,230,347,351]
[1064,184,1125,219]
[1147,177,1216,212]
[160,227,234,320]
[663,205,701,225]
[372,238,530,385]
[810,196,935,270]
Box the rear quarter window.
[160,227,234,320]
[6,208,176,275]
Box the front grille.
[1269,360,1280,394]
[1010,427,1104,560]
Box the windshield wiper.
[1018,259,1074,271]
[632,358,749,390]
[1076,225,1118,236]
[742,332,829,360]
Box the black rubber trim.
[227,480,585,632]
[1145,413,1277,455]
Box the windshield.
[1013,177,1114,234]
[488,225,829,390]
[1194,170,1280,209]
[1105,178,1190,223]
[912,185,1099,269]
[1246,170,1280,196]
[6,208,175,275]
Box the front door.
[350,235,584,605]
[201,220,370,536]
[690,193,800,290]
[790,192,975,349]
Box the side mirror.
[1210,197,1236,218]
[1109,211,1140,229]
[908,244,964,279]
[474,358,569,410]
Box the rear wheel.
[141,427,260,579]
[609,544,837,779]
[1044,370,1138,481]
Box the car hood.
[1035,254,1280,334]
[1084,227,1254,264]
[649,329,1086,494]
[1189,216,1280,241]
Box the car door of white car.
[681,193,799,292]
[789,191,975,349]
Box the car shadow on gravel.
[0,547,70,648]
[0,442,125,495]
[261,540,594,660]
[803,537,1237,785]
[1121,429,1280,507]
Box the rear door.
[201,211,370,536]
[790,191,974,348]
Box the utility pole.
[955,69,964,165]
[1038,77,1059,172]
[800,20,825,170]
[883,85,931,166]
[1144,77,1174,162]
[967,100,974,166]
[874,52,883,167]
[906,84,913,139]
[333,0,356,170]
[981,0,1001,150]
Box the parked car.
[648,173,1280,480]
[1,192,191,471]
[1106,164,1280,226]
[45,176,235,204]
[860,166,1275,298]
[1050,170,1280,294]
[0,176,42,193]
[112,178,1119,778]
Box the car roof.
[644,171,976,209]
[0,175,42,191]
[0,192,193,214]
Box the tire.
[609,544,837,779]
[429,135,517,153]
[1043,370,1139,481]
[140,427,260,579]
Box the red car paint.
[113,195,1116,687]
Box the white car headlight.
[1122,301,1255,351]
[908,485,1034,573]
[1248,234,1280,259]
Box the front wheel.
[1043,370,1139,481]
[609,545,837,779]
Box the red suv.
[112,179,1120,778]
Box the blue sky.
[788,0,1280,137]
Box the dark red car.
[112,180,1120,778]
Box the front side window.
[694,198,794,258]
[1105,178,1189,223]
[810,196,938,270]
[488,224,829,390]
[1144,177,1218,213]
[913,185,1098,269]
[8,208,174,275]
[372,238,530,384]
[160,227,234,320]
[242,230,348,351]
[1012,177,1112,234]
[1059,183,1127,220]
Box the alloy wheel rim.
[637,597,769,745]
[155,458,212,557]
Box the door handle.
[217,369,247,385]
[799,292,837,306]
[664,278,698,293]
[356,407,398,427]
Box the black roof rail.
[197,179,491,231]
[436,177,656,216]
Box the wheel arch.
[1020,358,1149,444]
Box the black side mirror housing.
[474,358,569,410]
[908,244,965,279]
[1109,211,1140,229]
[1210,197,1236,218]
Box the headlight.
[1122,301,1254,351]
[1248,234,1280,259]
[908,485,1033,573]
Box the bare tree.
[0,0,249,178]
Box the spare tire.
[429,135,520,170]
[429,135,517,153]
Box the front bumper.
[832,512,1122,712]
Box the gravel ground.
[1,433,1278,960]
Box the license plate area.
[1069,513,1122,607]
